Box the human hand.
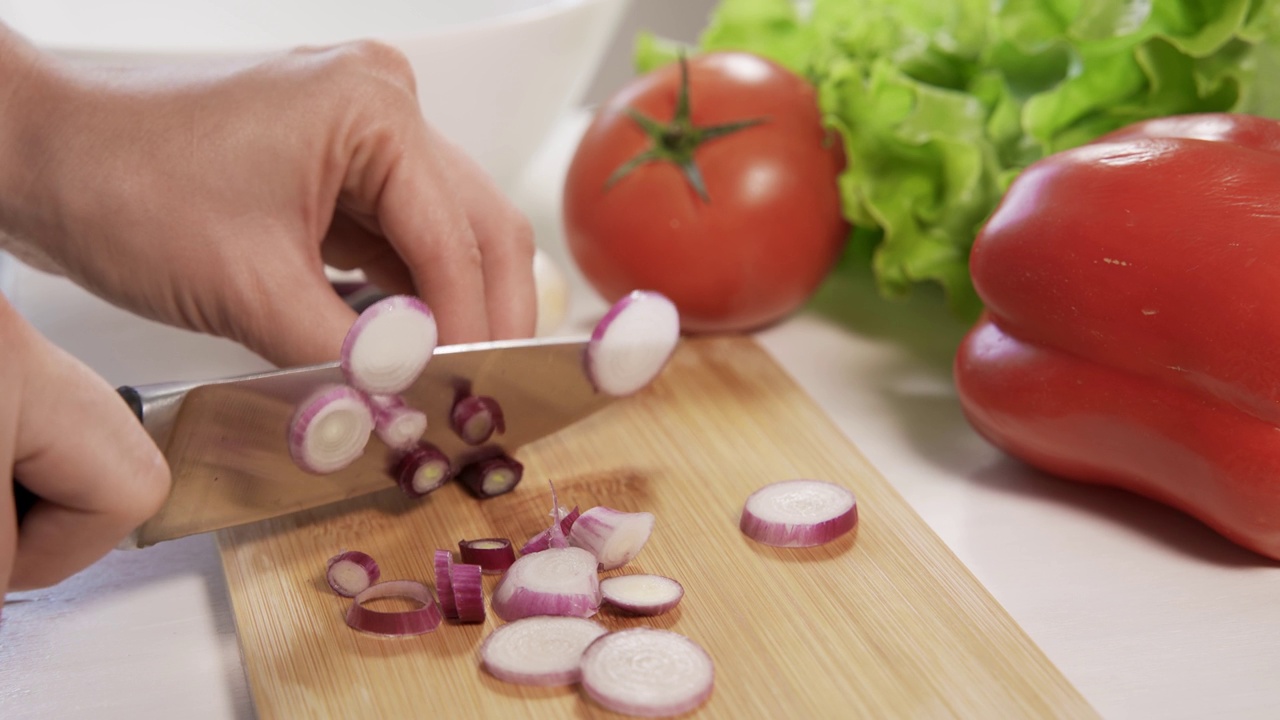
[3,38,536,367]
[0,297,169,595]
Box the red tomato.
[562,52,849,333]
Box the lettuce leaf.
[635,0,1280,320]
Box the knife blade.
[18,334,618,547]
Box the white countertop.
[3,111,1280,720]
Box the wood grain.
[217,336,1098,719]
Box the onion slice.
[344,580,443,637]
[340,294,438,395]
[585,290,680,397]
[567,506,655,571]
[458,538,517,575]
[490,546,601,621]
[600,574,684,616]
[433,549,458,620]
[479,616,608,686]
[288,384,374,474]
[739,479,858,548]
[450,562,486,623]
[396,443,453,498]
[449,394,505,446]
[457,455,524,499]
[367,394,428,450]
[580,628,715,717]
[325,550,381,598]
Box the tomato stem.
[604,53,765,203]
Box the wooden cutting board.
[216,336,1097,719]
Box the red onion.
[366,394,427,450]
[344,580,443,637]
[490,546,601,622]
[579,628,714,717]
[519,505,580,554]
[479,616,608,687]
[739,479,858,548]
[457,454,524,499]
[585,290,680,397]
[449,394,505,446]
[450,562,486,623]
[325,550,380,598]
[567,506,655,571]
[433,549,458,620]
[340,294,437,395]
[288,384,374,474]
[458,538,516,575]
[599,574,684,616]
[395,443,453,498]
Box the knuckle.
[345,39,417,88]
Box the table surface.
[3,111,1280,720]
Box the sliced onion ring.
[340,294,438,395]
[479,616,608,686]
[580,628,715,717]
[450,562,486,623]
[585,290,680,397]
[344,580,443,637]
[739,479,858,548]
[449,394,505,446]
[396,443,453,498]
[433,549,458,620]
[490,546,601,622]
[325,550,380,598]
[458,537,517,575]
[288,384,374,474]
[599,573,684,616]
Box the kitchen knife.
[16,335,618,547]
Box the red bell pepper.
[955,113,1280,561]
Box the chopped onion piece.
[568,506,655,571]
[458,538,516,575]
[340,294,438,395]
[520,505,580,554]
[480,616,608,686]
[585,290,680,397]
[490,546,601,621]
[288,384,374,474]
[739,479,858,548]
[367,394,427,450]
[580,628,714,717]
[325,550,381,598]
[450,562,486,623]
[458,454,524,499]
[433,549,458,620]
[344,580,443,637]
[600,574,684,616]
[449,394,505,446]
[396,442,453,498]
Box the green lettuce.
[636,0,1280,319]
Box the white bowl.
[0,0,631,190]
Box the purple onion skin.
[519,506,581,554]
[739,504,858,548]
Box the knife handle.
[12,386,145,524]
